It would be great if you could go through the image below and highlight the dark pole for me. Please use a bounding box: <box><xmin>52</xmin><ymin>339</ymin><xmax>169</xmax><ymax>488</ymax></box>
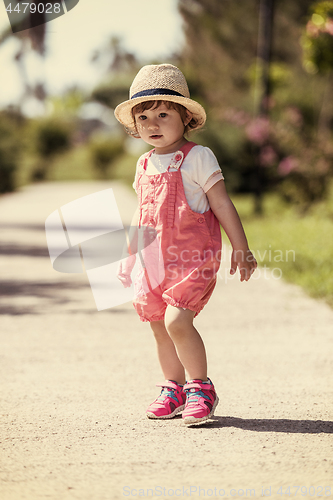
<box><xmin>257</xmin><ymin>0</ymin><xmax>275</xmax><ymax>116</ymax></box>
<box><xmin>254</xmin><ymin>0</ymin><xmax>275</xmax><ymax>214</ymax></box>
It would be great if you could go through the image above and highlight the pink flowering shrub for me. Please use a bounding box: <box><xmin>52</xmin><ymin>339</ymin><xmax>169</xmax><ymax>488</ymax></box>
<box><xmin>245</xmin><ymin>118</ymin><xmax>270</xmax><ymax>146</ymax></box>
<box><xmin>221</xmin><ymin>104</ymin><xmax>333</xmax><ymax>211</ymax></box>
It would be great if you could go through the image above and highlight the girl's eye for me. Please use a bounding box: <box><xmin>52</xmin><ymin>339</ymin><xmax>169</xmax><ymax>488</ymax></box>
<box><xmin>138</xmin><ymin>115</ymin><xmax>147</xmax><ymax>121</ymax></box>
<box><xmin>159</xmin><ymin>113</ymin><xmax>167</xmax><ymax>118</ymax></box>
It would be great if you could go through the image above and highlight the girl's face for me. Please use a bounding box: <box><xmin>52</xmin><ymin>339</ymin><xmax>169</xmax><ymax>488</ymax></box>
<box><xmin>133</xmin><ymin>102</ymin><xmax>192</xmax><ymax>154</ymax></box>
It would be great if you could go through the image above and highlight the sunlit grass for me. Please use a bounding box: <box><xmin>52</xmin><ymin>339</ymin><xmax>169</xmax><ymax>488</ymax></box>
<box><xmin>49</xmin><ymin>146</ymin><xmax>94</xmax><ymax>181</ymax></box>
<box><xmin>231</xmin><ymin>189</ymin><xmax>333</xmax><ymax>307</ymax></box>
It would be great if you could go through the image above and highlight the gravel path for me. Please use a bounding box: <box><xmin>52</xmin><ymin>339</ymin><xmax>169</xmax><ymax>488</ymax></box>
<box><xmin>0</xmin><ymin>181</ymin><xmax>332</xmax><ymax>500</ymax></box>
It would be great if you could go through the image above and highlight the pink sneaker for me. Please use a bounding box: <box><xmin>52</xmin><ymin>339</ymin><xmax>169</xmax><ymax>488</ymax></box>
<box><xmin>182</xmin><ymin>378</ymin><xmax>219</xmax><ymax>425</ymax></box>
<box><xmin>146</xmin><ymin>380</ymin><xmax>186</xmax><ymax>419</ymax></box>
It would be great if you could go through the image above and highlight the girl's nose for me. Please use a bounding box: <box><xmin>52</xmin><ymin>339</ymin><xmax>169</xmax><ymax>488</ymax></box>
<box><xmin>147</xmin><ymin>118</ymin><xmax>159</xmax><ymax>130</ymax></box>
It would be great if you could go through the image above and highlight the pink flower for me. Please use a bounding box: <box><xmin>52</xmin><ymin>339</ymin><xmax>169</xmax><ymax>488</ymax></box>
<box><xmin>223</xmin><ymin>108</ymin><xmax>249</xmax><ymax>126</ymax></box>
<box><xmin>324</xmin><ymin>19</ymin><xmax>333</xmax><ymax>35</ymax></box>
<box><xmin>174</xmin><ymin>153</ymin><xmax>182</xmax><ymax>162</ymax></box>
<box><xmin>245</xmin><ymin>118</ymin><xmax>270</xmax><ymax>145</ymax></box>
<box><xmin>259</xmin><ymin>145</ymin><xmax>277</xmax><ymax>167</ymax></box>
<box><xmin>306</xmin><ymin>20</ymin><xmax>320</xmax><ymax>38</ymax></box>
<box><xmin>284</xmin><ymin>106</ymin><xmax>303</xmax><ymax>128</ymax></box>
<box><xmin>278</xmin><ymin>156</ymin><xmax>299</xmax><ymax>176</ymax></box>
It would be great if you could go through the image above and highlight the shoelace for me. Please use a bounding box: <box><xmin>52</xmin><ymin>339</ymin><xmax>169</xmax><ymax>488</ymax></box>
<box><xmin>157</xmin><ymin>387</ymin><xmax>176</xmax><ymax>401</ymax></box>
<box><xmin>185</xmin><ymin>388</ymin><xmax>210</xmax><ymax>405</ymax></box>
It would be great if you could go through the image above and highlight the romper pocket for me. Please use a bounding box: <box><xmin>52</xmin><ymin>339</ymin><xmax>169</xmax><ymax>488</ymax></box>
<box><xmin>194</xmin><ymin>211</ymin><xmax>213</xmax><ymax>242</ymax></box>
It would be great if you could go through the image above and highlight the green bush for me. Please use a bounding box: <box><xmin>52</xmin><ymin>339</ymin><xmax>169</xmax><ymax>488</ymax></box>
<box><xmin>31</xmin><ymin>118</ymin><xmax>71</xmax><ymax>180</ymax></box>
<box><xmin>0</xmin><ymin>112</ymin><xmax>23</xmax><ymax>193</ymax></box>
<box><xmin>89</xmin><ymin>136</ymin><xmax>124</xmax><ymax>178</ymax></box>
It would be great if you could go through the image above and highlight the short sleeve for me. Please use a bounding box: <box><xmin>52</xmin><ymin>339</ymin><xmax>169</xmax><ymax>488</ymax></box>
<box><xmin>187</xmin><ymin>146</ymin><xmax>224</xmax><ymax>189</ymax></box>
<box><xmin>203</xmin><ymin>171</ymin><xmax>224</xmax><ymax>193</ymax></box>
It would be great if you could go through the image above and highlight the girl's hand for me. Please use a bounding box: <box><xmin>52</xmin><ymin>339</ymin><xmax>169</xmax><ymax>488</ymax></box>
<box><xmin>230</xmin><ymin>248</ymin><xmax>257</xmax><ymax>282</ymax></box>
<box><xmin>117</xmin><ymin>254</ymin><xmax>136</xmax><ymax>288</ymax></box>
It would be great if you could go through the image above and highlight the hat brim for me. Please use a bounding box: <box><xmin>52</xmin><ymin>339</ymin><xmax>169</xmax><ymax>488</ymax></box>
<box><xmin>114</xmin><ymin>94</ymin><xmax>206</xmax><ymax>134</ymax></box>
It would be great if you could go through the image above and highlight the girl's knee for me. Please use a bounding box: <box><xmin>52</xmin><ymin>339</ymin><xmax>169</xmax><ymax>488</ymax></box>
<box><xmin>164</xmin><ymin>306</ymin><xmax>194</xmax><ymax>338</ymax></box>
<box><xmin>150</xmin><ymin>320</ymin><xmax>169</xmax><ymax>341</ymax></box>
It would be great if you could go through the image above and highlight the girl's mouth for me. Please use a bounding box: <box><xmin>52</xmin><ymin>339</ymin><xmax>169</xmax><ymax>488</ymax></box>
<box><xmin>150</xmin><ymin>135</ymin><xmax>162</xmax><ymax>139</ymax></box>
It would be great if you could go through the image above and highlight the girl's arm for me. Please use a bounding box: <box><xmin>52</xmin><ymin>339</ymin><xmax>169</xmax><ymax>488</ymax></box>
<box><xmin>117</xmin><ymin>205</ymin><xmax>139</xmax><ymax>288</ymax></box>
<box><xmin>206</xmin><ymin>180</ymin><xmax>257</xmax><ymax>281</ymax></box>
<box><xmin>126</xmin><ymin>205</ymin><xmax>140</xmax><ymax>255</ymax></box>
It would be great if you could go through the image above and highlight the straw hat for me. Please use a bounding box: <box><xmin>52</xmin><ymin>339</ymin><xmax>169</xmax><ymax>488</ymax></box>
<box><xmin>114</xmin><ymin>64</ymin><xmax>206</xmax><ymax>134</ymax></box>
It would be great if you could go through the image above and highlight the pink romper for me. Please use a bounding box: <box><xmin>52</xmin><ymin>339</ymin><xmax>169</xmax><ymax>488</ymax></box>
<box><xmin>133</xmin><ymin>141</ymin><xmax>222</xmax><ymax>322</ymax></box>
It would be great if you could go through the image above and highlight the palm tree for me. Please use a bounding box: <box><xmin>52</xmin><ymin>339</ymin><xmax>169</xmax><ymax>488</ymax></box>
<box><xmin>0</xmin><ymin>0</ymin><xmax>80</xmax><ymax>107</ymax></box>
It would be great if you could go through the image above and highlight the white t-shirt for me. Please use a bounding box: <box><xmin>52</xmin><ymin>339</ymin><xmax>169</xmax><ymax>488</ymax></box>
<box><xmin>133</xmin><ymin>145</ymin><xmax>224</xmax><ymax>214</ymax></box>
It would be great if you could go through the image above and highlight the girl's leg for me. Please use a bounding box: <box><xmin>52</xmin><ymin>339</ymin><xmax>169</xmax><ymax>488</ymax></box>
<box><xmin>150</xmin><ymin>320</ymin><xmax>186</xmax><ymax>385</ymax></box>
<box><xmin>164</xmin><ymin>305</ymin><xmax>207</xmax><ymax>381</ymax></box>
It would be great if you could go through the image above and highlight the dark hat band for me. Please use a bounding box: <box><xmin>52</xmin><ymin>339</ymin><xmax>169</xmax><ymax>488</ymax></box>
<box><xmin>131</xmin><ymin>88</ymin><xmax>185</xmax><ymax>100</ymax></box>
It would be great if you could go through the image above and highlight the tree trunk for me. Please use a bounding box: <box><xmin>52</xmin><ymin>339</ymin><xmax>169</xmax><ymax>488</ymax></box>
<box><xmin>254</xmin><ymin>0</ymin><xmax>275</xmax><ymax>215</ymax></box>
<box><xmin>257</xmin><ymin>0</ymin><xmax>275</xmax><ymax>116</ymax></box>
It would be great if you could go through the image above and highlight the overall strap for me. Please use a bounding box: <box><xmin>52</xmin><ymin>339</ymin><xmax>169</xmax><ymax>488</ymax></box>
<box><xmin>136</xmin><ymin>149</ymin><xmax>155</xmax><ymax>174</ymax></box>
<box><xmin>143</xmin><ymin>148</ymin><xmax>155</xmax><ymax>170</ymax></box>
<box><xmin>179</xmin><ymin>141</ymin><xmax>197</xmax><ymax>160</ymax></box>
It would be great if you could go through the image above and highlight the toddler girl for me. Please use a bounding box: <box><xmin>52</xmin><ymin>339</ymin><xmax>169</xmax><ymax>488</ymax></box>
<box><xmin>114</xmin><ymin>64</ymin><xmax>257</xmax><ymax>425</ymax></box>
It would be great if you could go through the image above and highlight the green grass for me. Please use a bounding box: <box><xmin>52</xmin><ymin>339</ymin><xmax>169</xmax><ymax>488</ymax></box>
<box><xmin>49</xmin><ymin>146</ymin><xmax>95</xmax><ymax>181</ymax></box>
<box><xmin>231</xmin><ymin>190</ymin><xmax>333</xmax><ymax>308</ymax></box>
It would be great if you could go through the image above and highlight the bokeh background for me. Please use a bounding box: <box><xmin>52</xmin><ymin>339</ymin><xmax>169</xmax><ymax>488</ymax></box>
<box><xmin>1</xmin><ymin>0</ymin><xmax>333</xmax><ymax>307</ymax></box>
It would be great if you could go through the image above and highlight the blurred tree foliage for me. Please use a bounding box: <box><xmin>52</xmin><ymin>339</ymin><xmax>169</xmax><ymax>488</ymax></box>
<box><xmin>302</xmin><ymin>0</ymin><xmax>333</xmax><ymax>74</ymax></box>
<box><xmin>30</xmin><ymin>118</ymin><xmax>71</xmax><ymax>180</ymax></box>
<box><xmin>91</xmin><ymin>37</ymin><xmax>140</xmax><ymax>110</ymax></box>
<box><xmin>0</xmin><ymin>1</ymin><xmax>62</xmax><ymax>110</ymax></box>
<box><xmin>301</xmin><ymin>1</ymin><xmax>333</xmax><ymax>141</ymax></box>
<box><xmin>0</xmin><ymin>109</ymin><xmax>26</xmax><ymax>193</ymax></box>
<box><xmin>176</xmin><ymin>0</ymin><xmax>333</xmax><ymax>212</ymax></box>
<box><xmin>177</xmin><ymin>0</ymin><xmax>314</xmax><ymax>112</ymax></box>
<box><xmin>49</xmin><ymin>87</ymin><xmax>86</xmax><ymax>117</ymax></box>
<box><xmin>89</xmin><ymin>135</ymin><xmax>125</xmax><ymax>179</ymax></box>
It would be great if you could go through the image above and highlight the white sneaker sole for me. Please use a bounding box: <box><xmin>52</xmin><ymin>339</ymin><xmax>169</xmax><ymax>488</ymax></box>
<box><xmin>146</xmin><ymin>404</ymin><xmax>185</xmax><ymax>420</ymax></box>
<box><xmin>183</xmin><ymin>396</ymin><xmax>219</xmax><ymax>426</ymax></box>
